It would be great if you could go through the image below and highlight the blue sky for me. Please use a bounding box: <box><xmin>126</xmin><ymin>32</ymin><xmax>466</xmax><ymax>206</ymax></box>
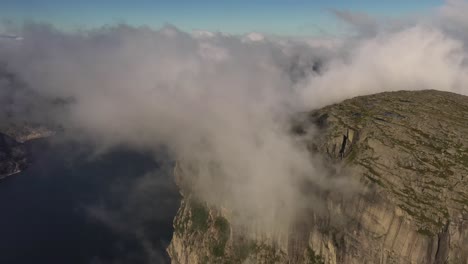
<box><xmin>1</xmin><ymin>0</ymin><xmax>443</xmax><ymax>35</ymax></box>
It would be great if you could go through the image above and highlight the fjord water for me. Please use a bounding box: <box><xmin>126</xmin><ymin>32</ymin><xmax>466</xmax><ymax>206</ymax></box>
<box><xmin>0</xmin><ymin>137</ymin><xmax>180</xmax><ymax>264</ymax></box>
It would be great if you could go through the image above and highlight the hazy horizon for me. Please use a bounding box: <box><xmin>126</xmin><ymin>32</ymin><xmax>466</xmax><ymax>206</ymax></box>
<box><xmin>1</xmin><ymin>0</ymin><xmax>441</xmax><ymax>36</ymax></box>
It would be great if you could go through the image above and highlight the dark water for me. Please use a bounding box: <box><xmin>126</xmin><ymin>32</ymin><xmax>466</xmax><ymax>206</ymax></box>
<box><xmin>0</xmin><ymin>138</ymin><xmax>180</xmax><ymax>264</ymax></box>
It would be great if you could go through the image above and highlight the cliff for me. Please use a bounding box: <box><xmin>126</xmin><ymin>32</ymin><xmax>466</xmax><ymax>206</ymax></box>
<box><xmin>0</xmin><ymin>125</ymin><xmax>53</xmax><ymax>179</ymax></box>
<box><xmin>0</xmin><ymin>132</ymin><xmax>28</xmax><ymax>179</ymax></box>
<box><xmin>0</xmin><ymin>66</ymin><xmax>55</xmax><ymax>179</ymax></box>
<box><xmin>167</xmin><ymin>90</ymin><xmax>468</xmax><ymax>264</ymax></box>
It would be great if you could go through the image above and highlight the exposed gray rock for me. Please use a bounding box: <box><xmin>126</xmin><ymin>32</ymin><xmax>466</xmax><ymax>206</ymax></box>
<box><xmin>168</xmin><ymin>90</ymin><xmax>468</xmax><ymax>264</ymax></box>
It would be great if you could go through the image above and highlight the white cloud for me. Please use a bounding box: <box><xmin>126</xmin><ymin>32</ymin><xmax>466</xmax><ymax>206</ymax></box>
<box><xmin>192</xmin><ymin>30</ymin><xmax>216</xmax><ymax>39</ymax></box>
<box><xmin>301</xmin><ymin>25</ymin><xmax>468</xmax><ymax>108</ymax></box>
<box><xmin>242</xmin><ymin>32</ymin><xmax>265</xmax><ymax>42</ymax></box>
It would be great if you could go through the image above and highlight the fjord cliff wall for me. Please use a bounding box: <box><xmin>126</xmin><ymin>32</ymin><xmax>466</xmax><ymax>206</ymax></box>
<box><xmin>168</xmin><ymin>90</ymin><xmax>468</xmax><ymax>264</ymax></box>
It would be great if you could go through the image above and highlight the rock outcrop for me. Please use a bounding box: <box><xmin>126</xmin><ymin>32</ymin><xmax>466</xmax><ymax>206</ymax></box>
<box><xmin>0</xmin><ymin>124</ymin><xmax>53</xmax><ymax>179</ymax></box>
<box><xmin>0</xmin><ymin>132</ymin><xmax>28</xmax><ymax>179</ymax></box>
<box><xmin>0</xmin><ymin>65</ymin><xmax>55</xmax><ymax>179</ymax></box>
<box><xmin>0</xmin><ymin>123</ymin><xmax>54</xmax><ymax>143</ymax></box>
<box><xmin>168</xmin><ymin>90</ymin><xmax>468</xmax><ymax>264</ymax></box>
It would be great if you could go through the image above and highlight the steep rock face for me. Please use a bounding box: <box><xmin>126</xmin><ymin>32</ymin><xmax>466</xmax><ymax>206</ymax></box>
<box><xmin>0</xmin><ymin>132</ymin><xmax>28</xmax><ymax>179</ymax></box>
<box><xmin>167</xmin><ymin>163</ymin><xmax>291</xmax><ymax>264</ymax></box>
<box><xmin>0</xmin><ymin>125</ymin><xmax>53</xmax><ymax>179</ymax></box>
<box><xmin>168</xmin><ymin>90</ymin><xmax>468</xmax><ymax>264</ymax></box>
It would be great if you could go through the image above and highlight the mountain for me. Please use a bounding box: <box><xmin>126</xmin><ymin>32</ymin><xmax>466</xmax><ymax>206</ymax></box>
<box><xmin>167</xmin><ymin>90</ymin><xmax>468</xmax><ymax>264</ymax></box>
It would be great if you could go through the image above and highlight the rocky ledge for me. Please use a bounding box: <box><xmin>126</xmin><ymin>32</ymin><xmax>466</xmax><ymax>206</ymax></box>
<box><xmin>167</xmin><ymin>90</ymin><xmax>468</xmax><ymax>264</ymax></box>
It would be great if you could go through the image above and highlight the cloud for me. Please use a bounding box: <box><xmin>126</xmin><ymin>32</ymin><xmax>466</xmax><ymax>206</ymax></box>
<box><xmin>242</xmin><ymin>32</ymin><xmax>265</xmax><ymax>42</ymax></box>
<box><xmin>300</xmin><ymin>25</ymin><xmax>468</xmax><ymax>108</ymax></box>
<box><xmin>439</xmin><ymin>0</ymin><xmax>468</xmax><ymax>29</ymax></box>
<box><xmin>332</xmin><ymin>9</ymin><xmax>379</xmax><ymax>36</ymax></box>
<box><xmin>0</xmin><ymin>34</ymin><xmax>23</xmax><ymax>41</ymax></box>
<box><xmin>0</xmin><ymin>23</ymin><xmax>334</xmax><ymax>240</ymax></box>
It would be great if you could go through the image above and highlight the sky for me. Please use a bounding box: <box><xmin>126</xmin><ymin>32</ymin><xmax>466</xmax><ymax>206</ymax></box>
<box><xmin>1</xmin><ymin>0</ymin><xmax>443</xmax><ymax>35</ymax></box>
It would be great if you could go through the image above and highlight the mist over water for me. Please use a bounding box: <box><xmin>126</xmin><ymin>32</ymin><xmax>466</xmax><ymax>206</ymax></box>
<box><xmin>0</xmin><ymin>137</ymin><xmax>179</xmax><ymax>264</ymax></box>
